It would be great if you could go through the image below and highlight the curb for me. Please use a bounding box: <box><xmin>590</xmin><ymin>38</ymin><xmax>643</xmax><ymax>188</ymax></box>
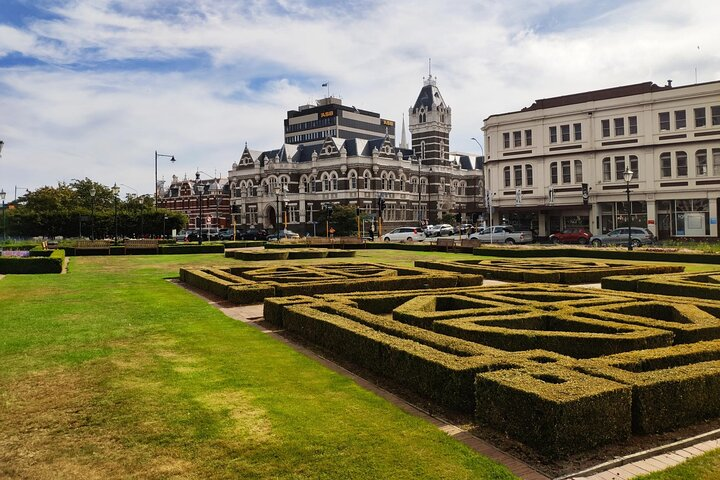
<box><xmin>556</xmin><ymin>427</ymin><xmax>720</xmax><ymax>479</ymax></box>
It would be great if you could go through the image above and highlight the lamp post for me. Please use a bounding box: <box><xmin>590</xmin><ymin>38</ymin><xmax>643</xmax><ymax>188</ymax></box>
<box><xmin>112</xmin><ymin>183</ymin><xmax>120</xmax><ymax>245</ymax></box>
<box><xmin>0</xmin><ymin>188</ymin><xmax>6</xmax><ymax>243</ymax></box>
<box><xmin>163</xmin><ymin>214</ymin><xmax>168</xmax><ymax>239</ymax></box>
<box><xmin>209</xmin><ymin>180</ymin><xmax>221</xmax><ymax>229</ymax></box>
<box><xmin>471</xmin><ymin>137</ymin><xmax>485</xmax><ymax>227</ymax></box>
<box><xmin>154</xmin><ymin>150</ymin><xmax>176</xmax><ymax>209</ymax></box>
<box><xmin>195</xmin><ymin>171</ymin><xmax>204</xmax><ymax>245</ymax></box>
<box><xmin>623</xmin><ymin>166</ymin><xmax>634</xmax><ymax>251</ymax></box>
<box><xmin>274</xmin><ymin>185</ymin><xmax>281</xmax><ymax>234</ymax></box>
<box><xmin>416</xmin><ymin>156</ymin><xmax>422</xmax><ymax>226</ymax></box>
<box><xmin>90</xmin><ymin>187</ymin><xmax>96</xmax><ymax>240</ymax></box>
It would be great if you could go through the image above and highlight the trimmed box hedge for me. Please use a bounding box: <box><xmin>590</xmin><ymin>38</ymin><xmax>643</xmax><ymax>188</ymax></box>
<box><xmin>472</xmin><ymin>245</ymin><xmax>720</xmax><ymax>264</ymax></box>
<box><xmin>259</xmin><ymin>283</ymin><xmax>720</xmax><ymax>458</ymax></box>
<box><xmin>475</xmin><ymin>364</ymin><xmax>631</xmax><ymax>458</ymax></box>
<box><xmin>415</xmin><ymin>259</ymin><xmax>683</xmax><ymax>284</ymax></box>
<box><xmin>160</xmin><ymin>244</ymin><xmax>225</xmax><ymax>254</ymax></box>
<box><xmin>602</xmin><ymin>270</ymin><xmax>720</xmax><ymax>301</ymax></box>
<box><xmin>0</xmin><ymin>248</ymin><xmax>65</xmax><ymax>274</ymax></box>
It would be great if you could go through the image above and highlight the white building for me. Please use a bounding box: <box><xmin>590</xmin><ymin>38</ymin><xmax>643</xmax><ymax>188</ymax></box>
<box><xmin>483</xmin><ymin>80</ymin><xmax>720</xmax><ymax>240</ymax></box>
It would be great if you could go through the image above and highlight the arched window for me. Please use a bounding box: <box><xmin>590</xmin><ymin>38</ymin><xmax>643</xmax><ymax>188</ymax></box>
<box><xmin>321</xmin><ymin>173</ymin><xmax>330</xmax><ymax>192</ymax></box>
<box><xmin>420</xmin><ymin>177</ymin><xmax>427</xmax><ymax>194</ymax></box>
<box><xmin>349</xmin><ymin>171</ymin><xmax>357</xmax><ymax>190</ymax></box>
<box><xmin>399</xmin><ymin>175</ymin><xmax>406</xmax><ymax>192</ymax></box>
<box><xmin>549</xmin><ymin>162</ymin><xmax>558</xmax><ymax>184</ymax></box>
<box><xmin>388</xmin><ymin>173</ymin><xmax>395</xmax><ymax>191</ymax></box>
<box><xmin>363</xmin><ymin>170</ymin><xmax>372</xmax><ymax>189</ymax></box>
<box><xmin>330</xmin><ymin>172</ymin><xmax>338</xmax><ymax>191</ymax></box>
<box><xmin>380</xmin><ymin>172</ymin><xmax>388</xmax><ymax>191</ymax></box>
<box><xmin>411</xmin><ymin>177</ymin><xmax>418</xmax><ymax>193</ymax></box>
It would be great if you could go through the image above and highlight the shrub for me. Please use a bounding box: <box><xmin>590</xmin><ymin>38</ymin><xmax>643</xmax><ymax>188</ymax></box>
<box><xmin>0</xmin><ymin>249</ymin><xmax>65</xmax><ymax>274</ymax></box>
<box><xmin>160</xmin><ymin>244</ymin><xmax>225</xmax><ymax>254</ymax></box>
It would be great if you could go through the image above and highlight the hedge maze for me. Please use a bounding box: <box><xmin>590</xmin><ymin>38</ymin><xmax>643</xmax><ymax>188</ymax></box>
<box><xmin>415</xmin><ymin>258</ymin><xmax>684</xmax><ymax>284</ymax></box>
<box><xmin>179</xmin><ymin>262</ymin><xmax>484</xmax><ymax>304</ymax></box>
<box><xmin>603</xmin><ymin>270</ymin><xmax>720</xmax><ymax>300</ymax></box>
<box><xmin>264</xmin><ymin>284</ymin><xmax>720</xmax><ymax>457</ymax></box>
<box><xmin>225</xmin><ymin>248</ymin><xmax>356</xmax><ymax>261</ymax></box>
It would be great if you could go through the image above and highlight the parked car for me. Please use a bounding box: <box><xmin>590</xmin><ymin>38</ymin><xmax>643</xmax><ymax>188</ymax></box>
<box><xmin>218</xmin><ymin>228</ymin><xmax>242</xmax><ymax>240</ymax></box>
<box><xmin>469</xmin><ymin>225</ymin><xmax>533</xmax><ymax>244</ymax></box>
<box><xmin>382</xmin><ymin>227</ymin><xmax>426</xmax><ymax>242</ymax></box>
<box><xmin>175</xmin><ymin>230</ymin><xmax>192</xmax><ymax>241</ymax></box>
<box><xmin>185</xmin><ymin>230</ymin><xmax>209</xmax><ymax>242</ymax></box>
<box><xmin>590</xmin><ymin>228</ymin><xmax>655</xmax><ymax>248</ymax></box>
<box><xmin>267</xmin><ymin>229</ymin><xmax>301</xmax><ymax>241</ymax></box>
<box><xmin>549</xmin><ymin>227</ymin><xmax>592</xmax><ymax>245</ymax></box>
<box><xmin>239</xmin><ymin>228</ymin><xmax>268</xmax><ymax>241</ymax></box>
<box><xmin>425</xmin><ymin>224</ymin><xmax>454</xmax><ymax>237</ymax></box>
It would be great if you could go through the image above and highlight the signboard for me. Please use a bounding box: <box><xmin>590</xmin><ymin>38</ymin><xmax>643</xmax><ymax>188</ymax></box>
<box><xmin>382</xmin><ymin>119</ymin><xmax>395</xmax><ymax>127</ymax></box>
<box><xmin>320</xmin><ymin>111</ymin><xmax>334</xmax><ymax>118</ymax></box>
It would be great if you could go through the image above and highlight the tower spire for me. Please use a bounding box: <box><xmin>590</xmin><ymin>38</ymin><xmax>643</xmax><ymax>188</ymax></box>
<box><xmin>400</xmin><ymin>113</ymin><xmax>408</xmax><ymax>149</ymax></box>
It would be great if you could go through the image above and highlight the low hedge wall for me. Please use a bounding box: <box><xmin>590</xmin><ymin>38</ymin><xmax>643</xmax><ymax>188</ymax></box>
<box><xmin>575</xmin><ymin>340</ymin><xmax>720</xmax><ymax>433</ymax></box>
<box><xmin>472</xmin><ymin>246</ymin><xmax>720</xmax><ymax>264</ymax></box>
<box><xmin>160</xmin><ymin>244</ymin><xmax>225</xmax><ymax>254</ymax></box>
<box><xmin>415</xmin><ymin>259</ymin><xmax>684</xmax><ymax>284</ymax></box>
<box><xmin>0</xmin><ymin>249</ymin><xmax>65</xmax><ymax>274</ymax></box>
<box><xmin>475</xmin><ymin>364</ymin><xmax>631</xmax><ymax>458</ymax></box>
<box><xmin>602</xmin><ymin>271</ymin><xmax>720</xmax><ymax>301</ymax></box>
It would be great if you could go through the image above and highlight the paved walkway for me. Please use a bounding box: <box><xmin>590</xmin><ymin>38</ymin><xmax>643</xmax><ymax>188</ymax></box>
<box><xmin>180</xmin><ymin>282</ymin><xmax>720</xmax><ymax>480</ymax></box>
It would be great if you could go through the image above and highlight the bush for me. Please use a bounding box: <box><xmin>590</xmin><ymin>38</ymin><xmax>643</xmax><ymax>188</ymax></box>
<box><xmin>475</xmin><ymin>365</ymin><xmax>631</xmax><ymax>458</ymax></box>
<box><xmin>0</xmin><ymin>249</ymin><xmax>65</xmax><ymax>274</ymax></box>
<box><xmin>160</xmin><ymin>244</ymin><xmax>225</xmax><ymax>254</ymax></box>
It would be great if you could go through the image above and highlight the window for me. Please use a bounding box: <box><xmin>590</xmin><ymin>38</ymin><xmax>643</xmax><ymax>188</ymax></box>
<box><xmin>513</xmin><ymin>165</ymin><xmax>522</xmax><ymax>187</ymax></box>
<box><xmin>574</xmin><ymin>160</ymin><xmax>583</xmax><ymax>182</ymax></box>
<box><xmin>695</xmin><ymin>107</ymin><xmax>706</xmax><ymax>127</ymax></box>
<box><xmin>676</xmin><ymin>151</ymin><xmax>688</xmax><ymax>177</ymax></box>
<box><xmin>696</xmin><ymin>149</ymin><xmax>708</xmax><ymax>176</ymax></box>
<box><xmin>602</xmin><ymin>157</ymin><xmax>611</xmax><ymax>181</ymax></box>
<box><xmin>525</xmin><ymin>164</ymin><xmax>533</xmax><ymax>186</ymax></box>
<box><xmin>561</xmin><ymin>124</ymin><xmax>570</xmax><ymax>142</ymax></box>
<box><xmin>629</xmin><ymin>116</ymin><xmax>638</xmax><ymax>135</ymax></box>
<box><xmin>503</xmin><ymin>132</ymin><xmax>510</xmax><ymax>149</ymax></box>
<box><xmin>614</xmin><ymin>118</ymin><xmax>625</xmax><ymax>136</ymax></box>
<box><xmin>615</xmin><ymin>157</ymin><xmax>626</xmax><ymax>181</ymax></box>
<box><xmin>660</xmin><ymin>152</ymin><xmax>672</xmax><ymax>178</ymax></box>
<box><xmin>513</xmin><ymin>131</ymin><xmax>521</xmax><ymax>147</ymax></box>
<box><xmin>713</xmin><ymin>148</ymin><xmax>720</xmax><ymax>176</ymax></box>
<box><xmin>675</xmin><ymin>110</ymin><xmax>686</xmax><ymax>129</ymax></box>
<box><xmin>288</xmin><ymin>205</ymin><xmax>299</xmax><ymax>223</ymax></box>
<box><xmin>630</xmin><ymin>155</ymin><xmax>639</xmax><ymax>179</ymax></box>
<box><xmin>550</xmin><ymin>162</ymin><xmax>558</xmax><ymax>184</ymax></box>
<box><xmin>525</xmin><ymin>129</ymin><xmax>532</xmax><ymax>146</ymax></box>
<box><xmin>712</xmin><ymin>106</ymin><xmax>720</xmax><ymax>126</ymax></box>
<box><xmin>411</xmin><ymin>177</ymin><xmax>418</xmax><ymax>193</ymax></box>
<box><xmin>602</xmin><ymin>119</ymin><xmax>610</xmax><ymax>137</ymax></box>
<box><xmin>561</xmin><ymin>161</ymin><xmax>571</xmax><ymax>183</ymax></box>
<box><xmin>659</xmin><ymin>112</ymin><xmax>670</xmax><ymax>131</ymax></box>
<box><xmin>349</xmin><ymin>172</ymin><xmax>357</xmax><ymax>189</ymax></box>
<box><xmin>573</xmin><ymin>123</ymin><xmax>582</xmax><ymax>141</ymax></box>
<box><xmin>503</xmin><ymin>166</ymin><xmax>511</xmax><ymax>187</ymax></box>
<box><xmin>549</xmin><ymin>126</ymin><xmax>557</xmax><ymax>143</ymax></box>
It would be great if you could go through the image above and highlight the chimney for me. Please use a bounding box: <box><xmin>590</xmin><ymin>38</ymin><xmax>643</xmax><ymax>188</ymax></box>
<box><xmin>666</xmin><ymin>79</ymin><xmax>673</xmax><ymax>87</ymax></box>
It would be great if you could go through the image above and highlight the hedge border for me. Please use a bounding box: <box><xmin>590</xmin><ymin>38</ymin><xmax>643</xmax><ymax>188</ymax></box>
<box><xmin>0</xmin><ymin>248</ymin><xmax>65</xmax><ymax>274</ymax></box>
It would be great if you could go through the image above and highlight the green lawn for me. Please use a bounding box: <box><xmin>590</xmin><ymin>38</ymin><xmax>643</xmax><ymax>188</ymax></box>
<box><xmin>0</xmin><ymin>252</ymin><xmax>517</xmax><ymax>479</ymax></box>
<box><xmin>632</xmin><ymin>448</ymin><xmax>720</xmax><ymax>479</ymax></box>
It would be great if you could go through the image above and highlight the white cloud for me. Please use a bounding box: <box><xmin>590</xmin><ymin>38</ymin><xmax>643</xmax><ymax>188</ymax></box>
<box><xmin>1</xmin><ymin>0</ymin><xmax>720</xmax><ymax>196</ymax></box>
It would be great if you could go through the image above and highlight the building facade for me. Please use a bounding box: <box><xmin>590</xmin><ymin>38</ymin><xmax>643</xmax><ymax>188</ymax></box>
<box><xmin>158</xmin><ymin>175</ymin><xmax>231</xmax><ymax>230</ymax></box>
<box><xmin>227</xmin><ymin>77</ymin><xmax>484</xmax><ymax>236</ymax></box>
<box><xmin>482</xmin><ymin>80</ymin><xmax>720</xmax><ymax>239</ymax></box>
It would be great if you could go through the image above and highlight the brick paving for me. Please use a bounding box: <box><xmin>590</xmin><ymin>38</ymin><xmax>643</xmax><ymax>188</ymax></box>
<box><xmin>179</xmin><ymin>282</ymin><xmax>720</xmax><ymax>480</ymax></box>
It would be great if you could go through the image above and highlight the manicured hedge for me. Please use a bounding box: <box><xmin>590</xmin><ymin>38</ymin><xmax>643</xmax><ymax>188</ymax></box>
<box><xmin>475</xmin><ymin>364</ymin><xmax>631</xmax><ymax>458</ymax></box>
<box><xmin>415</xmin><ymin>259</ymin><xmax>684</xmax><ymax>284</ymax></box>
<box><xmin>160</xmin><ymin>244</ymin><xmax>225</xmax><ymax>254</ymax></box>
<box><xmin>0</xmin><ymin>249</ymin><xmax>65</xmax><ymax>274</ymax></box>
<box><xmin>472</xmin><ymin>246</ymin><xmax>720</xmax><ymax>264</ymax></box>
<box><xmin>602</xmin><ymin>271</ymin><xmax>720</xmax><ymax>301</ymax></box>
<box><xmin>233</xmin><ymin>250</ymin><xmax>290</xmax><ymax>261</ymax></box>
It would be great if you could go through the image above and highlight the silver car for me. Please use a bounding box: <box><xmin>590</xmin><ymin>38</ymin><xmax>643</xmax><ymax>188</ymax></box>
<box><xmin>382</xmin><ymin>227</ymin><xmax>426</xmax><ymax>242</ymax></box>
<box><xmin>590</xmin><ymin>227</ymin><xmax>655</xmax><ymax>248</ymax></box>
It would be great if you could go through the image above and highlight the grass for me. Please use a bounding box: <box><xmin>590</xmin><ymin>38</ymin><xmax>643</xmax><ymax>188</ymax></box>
<box><xmin>632</xmin><ymin>448</ymin><xmax>720</xmax><ymax>479</ymax></box>
<box><xmin>0</xmin><ymin>251</ymin><xmax>517</xmax><ymax>479</ymax></box>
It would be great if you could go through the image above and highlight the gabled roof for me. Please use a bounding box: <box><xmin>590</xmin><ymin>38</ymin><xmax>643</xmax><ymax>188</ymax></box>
<box><xmin>413</xmin><ymin>81</ymin><xmax>447</xmax><ymax>110</ymax></box>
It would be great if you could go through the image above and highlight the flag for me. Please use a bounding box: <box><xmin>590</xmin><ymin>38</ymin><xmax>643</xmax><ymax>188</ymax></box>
<box><xmin>321</xmin><ymin>82</ymin><xmax>328</xmax><ymax>87</ymax></box>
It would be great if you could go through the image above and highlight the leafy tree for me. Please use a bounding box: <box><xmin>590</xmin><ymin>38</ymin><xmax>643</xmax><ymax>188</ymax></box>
<box><xmin>318</xmin><ymin>204</ymin><xmax>360</xmax><ymax>236</ymax></box>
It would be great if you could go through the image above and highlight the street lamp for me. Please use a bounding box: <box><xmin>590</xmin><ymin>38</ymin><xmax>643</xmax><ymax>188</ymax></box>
<box><xmin>471</xmin><ymin>137</ymin><xmax>485</xmax><ymax>226</ymax></box>
<box><xmin>112</xmin><ymin>183</ymin><xmax>120</xmax><ymax>245</ymax></box>
<box><xmin>90</xmin><ymin>187</ymin><xmax>96</xmax><ymax>240</ymax></box>
<box><xmin>155</xmin><ymin>150</ymin><xmax>176</xmax><ymax>209</ymax></box>
<box><xmin>163</xmin><ymin>214</ymin><xmax>168</xmax><ymax>239</ymax></box>
<box><xmin>273</xmin><ymin>185</ymin><xmax>281</xmax><ymax>234</ymax></box>
<box><xmin>195</xmin><ymin>171</ymin><xmax>204</xmax><ymax>245</ymax></box>
<box><xmin>209</xmin><ymin>180</ymin><xmax>221</xmax><ymax>229</ymax></box>
<box><xmin>0</xmin><ymin>188</ymin><xmax>6</xmax><ymax>243</ymax></box>
<box><xmin>623</xmin><ymin>166</ymin><xmax>634</xmax><ymax>251</ymax></box>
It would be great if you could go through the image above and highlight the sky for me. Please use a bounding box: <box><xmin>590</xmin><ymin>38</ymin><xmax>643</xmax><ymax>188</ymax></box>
<box><xmin>1</xmin><ymin>0</ymin><xmax>719</xmax><ymax>200</ymax></box>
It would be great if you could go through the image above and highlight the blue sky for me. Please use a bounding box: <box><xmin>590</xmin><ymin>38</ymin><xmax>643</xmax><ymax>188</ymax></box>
<box><xmin>0</xmin><ymin>0</ymin><xmax>718</xmax><ymax>199</ymax></box>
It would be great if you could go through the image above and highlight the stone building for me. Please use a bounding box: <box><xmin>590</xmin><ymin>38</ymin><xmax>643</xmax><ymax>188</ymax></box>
<box><xmin>226</xmin><ymin>76</ymin><xmax>484</xmax><ymax>236</ymax></box>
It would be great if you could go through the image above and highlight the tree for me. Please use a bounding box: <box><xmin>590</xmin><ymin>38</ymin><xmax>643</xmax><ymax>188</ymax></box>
<box><xmin>318</xmin><ymin>204</ymin><xmax>358</xmax><ymax>236</ymax></box>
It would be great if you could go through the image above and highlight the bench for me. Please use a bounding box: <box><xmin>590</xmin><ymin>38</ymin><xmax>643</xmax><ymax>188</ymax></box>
<box><xmin>75</xmin><ymin>240</ymin><xmax>112</xmax><ymax>255</ymax></box>
<box><xmin>436</xmin><ymin>238</ymin><xmax>456</xmax><ymax>252</ymax></box>
<box><xmin>460</xmin><ymin>238</ymin><xmax>481</xmax><ymax>248</ymax></box>
<box><xmin>124</xmin><ymin>239</ymin><xmax>159</xmax><ymax>254</ymax></box>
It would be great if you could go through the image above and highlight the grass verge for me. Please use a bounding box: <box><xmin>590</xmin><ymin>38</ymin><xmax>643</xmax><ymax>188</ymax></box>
<box><xmin>632</xmin><ymin>447</ymin><xmax>720</xmax><ymax>479</ymax></box>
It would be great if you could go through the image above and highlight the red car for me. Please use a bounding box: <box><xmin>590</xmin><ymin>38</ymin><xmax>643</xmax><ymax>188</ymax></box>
<box><xmin>549</xmin><ymin>227</ymin><xmax>591</xmax><ymax>245</ymax></box>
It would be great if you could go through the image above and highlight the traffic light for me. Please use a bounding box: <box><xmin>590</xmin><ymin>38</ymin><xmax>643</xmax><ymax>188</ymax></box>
<box><xmin>378</xmin><ymin>197</ymin><xmax>386</xmax><ymax>212</ymax></box>
<box><xmin>356</xmin><ymin>207</ymin><xmax>360</xmax><ymax>216</ymax></box>
<box><xmin>327</xmin><ymin>204</ymin><xmax>333</xmax><ymax>217</ymax></box>
<box><xmin>455</xmin><ymin>213</ymin><xmax>462</xmax><ymax>222</ymax></box>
